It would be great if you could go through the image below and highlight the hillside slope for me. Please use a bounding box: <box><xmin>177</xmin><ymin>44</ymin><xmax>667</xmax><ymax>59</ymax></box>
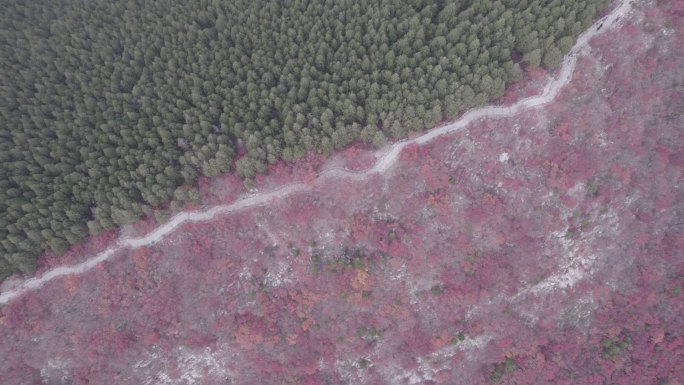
<box><xmin>1</xmin><ymin>0</ymin><xmax>682</xmax><ymax>384</ymax></box>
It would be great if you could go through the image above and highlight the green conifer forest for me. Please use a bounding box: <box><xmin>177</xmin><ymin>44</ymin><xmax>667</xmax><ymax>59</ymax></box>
<box><xmin>0</xmin><ymin>0</ymin><xmax>611</xmax><ymax>279</ymax></box>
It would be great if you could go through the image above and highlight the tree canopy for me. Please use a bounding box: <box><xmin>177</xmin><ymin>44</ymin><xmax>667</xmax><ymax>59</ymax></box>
<box><xmin>0</xmin><ymin>0</ymin><xmax>610</xmax><ymax>279</ymax></box>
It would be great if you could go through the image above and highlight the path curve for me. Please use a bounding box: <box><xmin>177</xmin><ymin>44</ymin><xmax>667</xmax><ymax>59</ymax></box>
<box><xmin>0</xmin><ymin>0</ymin><xmax>634</xmax><ymax>306</ymax></box>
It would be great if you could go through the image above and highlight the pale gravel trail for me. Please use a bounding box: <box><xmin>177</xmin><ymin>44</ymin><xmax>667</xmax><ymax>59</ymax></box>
<box><xmin>0</xmin><ymin>0</ymin><xmax>634</xmax><ymax>306</ymax></box>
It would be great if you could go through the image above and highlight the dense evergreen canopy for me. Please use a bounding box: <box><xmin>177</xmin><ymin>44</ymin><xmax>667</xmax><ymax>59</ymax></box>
<box><xmin>0</xmin><ymin>0</ymin><xmax>610</xmax><ymax>279</ymax></box>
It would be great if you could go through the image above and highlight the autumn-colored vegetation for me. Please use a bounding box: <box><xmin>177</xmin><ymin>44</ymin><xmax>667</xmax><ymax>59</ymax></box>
<box><xmin>1</xmin><ymin>1</ymin><xmax>682</xmax><ymax>384</ymax></box>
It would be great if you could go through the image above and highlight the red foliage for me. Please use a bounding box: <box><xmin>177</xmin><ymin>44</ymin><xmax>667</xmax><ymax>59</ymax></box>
<box><xmin>1</xmin><ymin>5</ymin><xmax>683</xmax><ymax>384</ymax></box>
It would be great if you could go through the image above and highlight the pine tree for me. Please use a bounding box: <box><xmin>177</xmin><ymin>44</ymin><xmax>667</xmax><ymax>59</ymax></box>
<box><xmin>0</xmin><ymin>0</ymin><xmax>613</xmax><ymax>279</ymax></box>
<box><xmin>542</xmin><ymin>46</ymin><xmax>563</xmax><ymax>68</ymax></box>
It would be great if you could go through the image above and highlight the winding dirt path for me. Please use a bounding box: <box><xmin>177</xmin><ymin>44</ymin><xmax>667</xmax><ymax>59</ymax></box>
<box><xmin>0</xmin><ymin>0</ymin><xmax>634</xmax><ymax>306</ymax></box>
